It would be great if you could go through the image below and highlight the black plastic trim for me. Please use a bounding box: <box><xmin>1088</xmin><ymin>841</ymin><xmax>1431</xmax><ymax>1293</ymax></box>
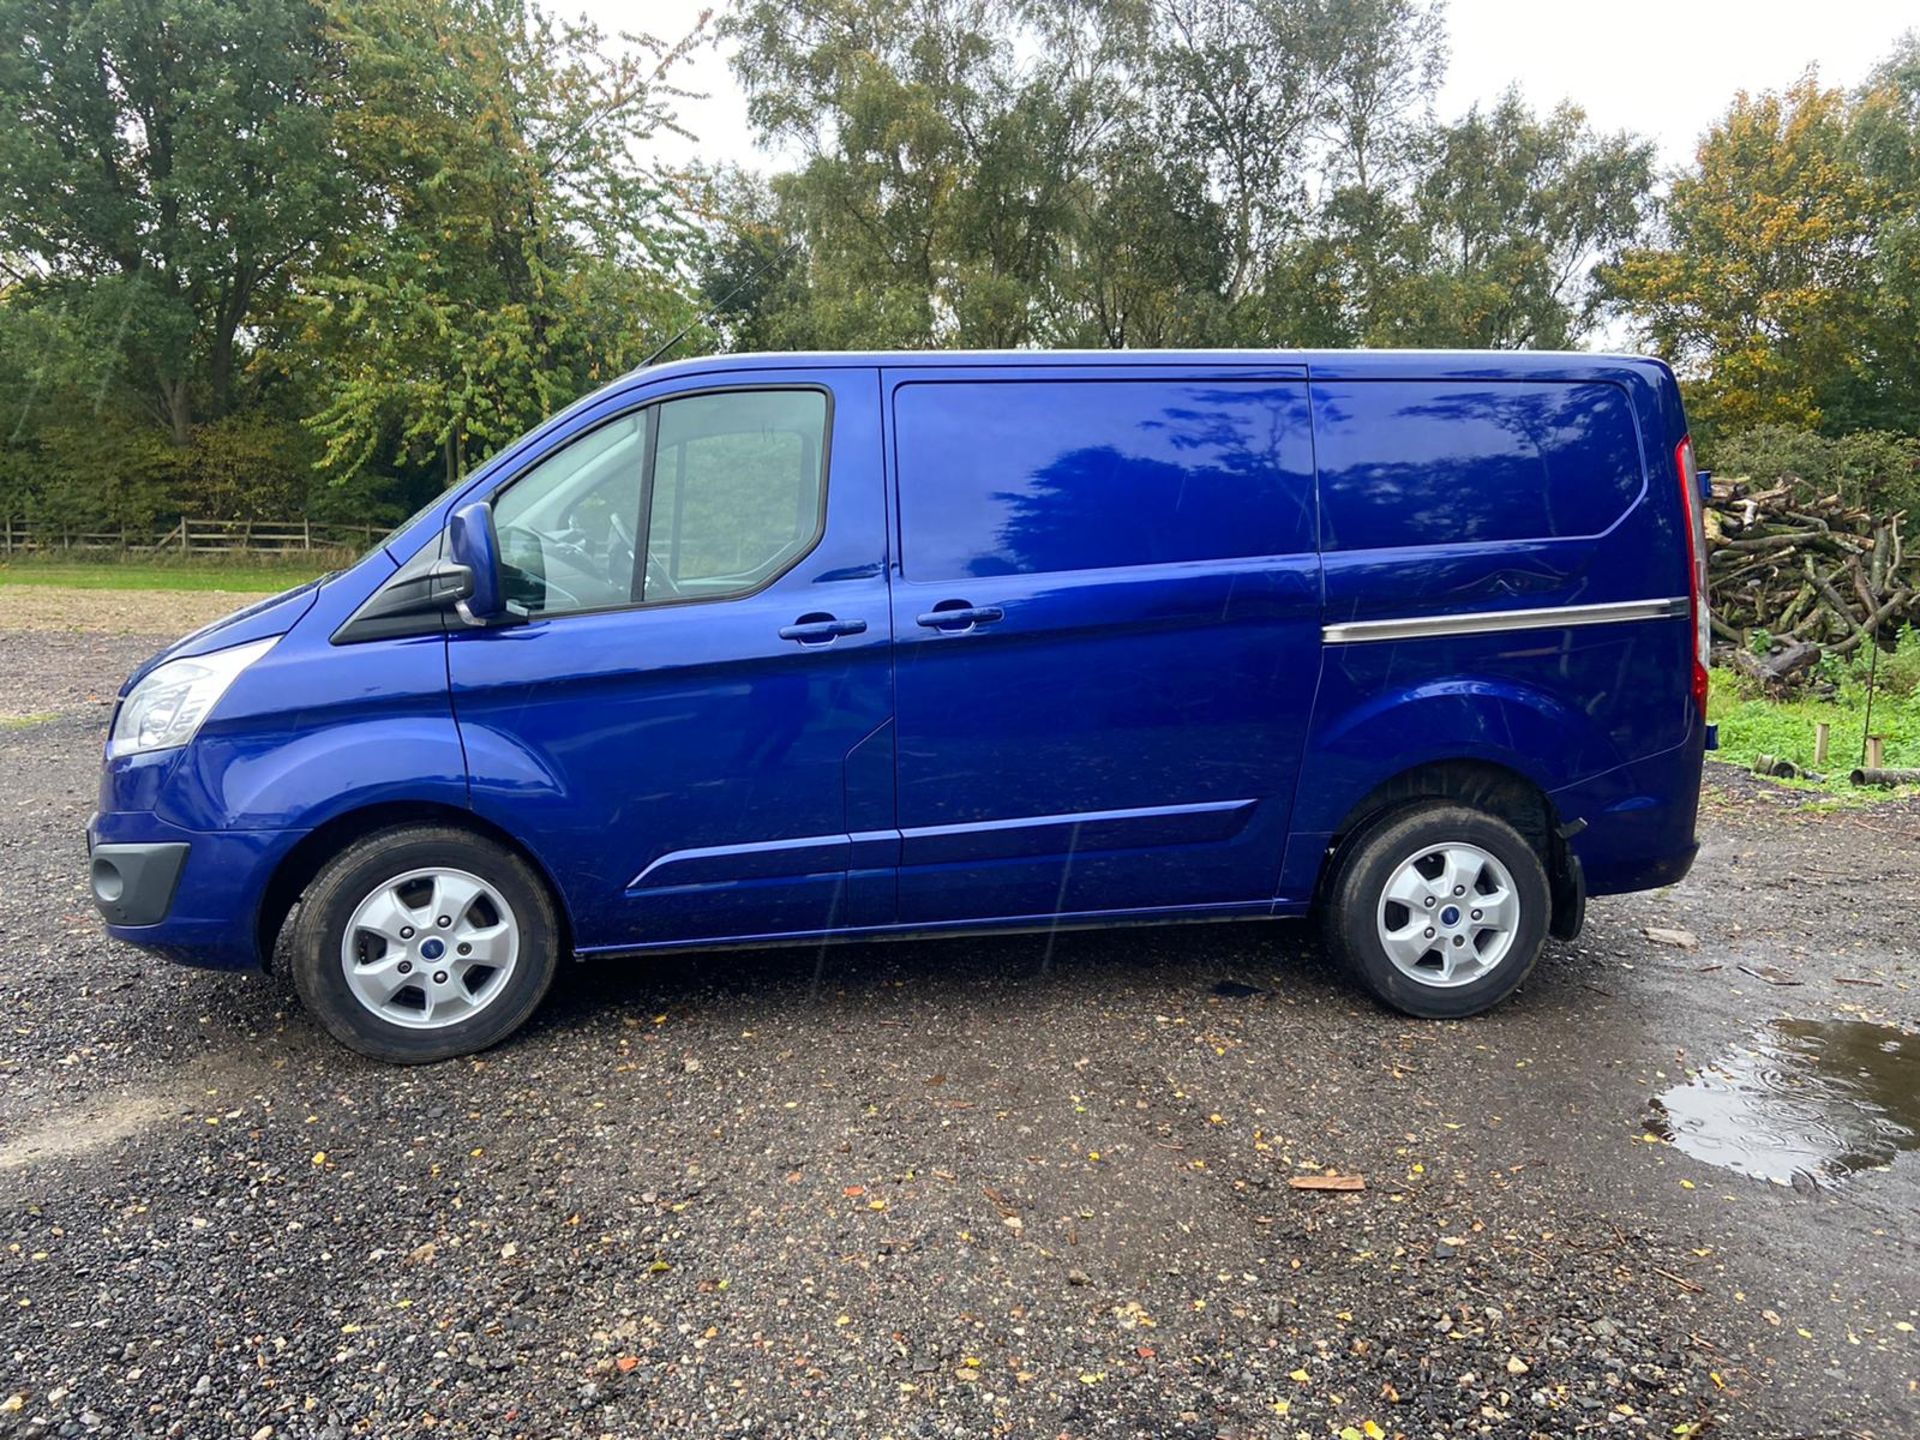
<box><xmin>332</xmin><ymin>531</ymin><xmax>460</xmax><ymax>644</ymax></box>
<box><xmin>91</xmin><ymin>842</ymin><xmax>190</xmax><ymax>927</ymax></box>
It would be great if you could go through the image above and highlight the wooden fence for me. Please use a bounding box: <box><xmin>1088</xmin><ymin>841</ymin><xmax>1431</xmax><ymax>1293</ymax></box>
<box><xmin>1</xmin><ymin>517</ymin><xmax>383</xmax><ymax>557</ymax></box>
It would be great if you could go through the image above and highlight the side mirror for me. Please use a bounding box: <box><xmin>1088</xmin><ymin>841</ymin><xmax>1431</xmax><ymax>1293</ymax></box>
<box><xmin>449</xmin><ymin>501</ymin><xmax>508</xmax><ymax>623</ymax></box>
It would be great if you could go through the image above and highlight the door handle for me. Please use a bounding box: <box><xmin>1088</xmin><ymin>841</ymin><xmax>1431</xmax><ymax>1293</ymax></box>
<box><xmin>779</xmin><ymin>613</ymin><xmax>868</xmax><ymax>644</ymax></box>
<box><xmin>916</xmin><ymin>603</ymin><xmax>1005</xmax><ymax>632</ymax></box>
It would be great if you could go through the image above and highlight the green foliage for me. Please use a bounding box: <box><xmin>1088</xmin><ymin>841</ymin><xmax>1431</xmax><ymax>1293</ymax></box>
<box><xmin>1708</xmin><ymin>667</ymin><xmax>1919</xmax><ymax>791</ymax></box>
<box><xmin>0</xmin><ymin>0</ymin><xmax>704</xmax><ymax>530</ymax></box>
<box><xmin>1873</xmin><ymin>623</ymin><xmax>1920</xmax><ymax>698</ymax></box>
<box><xmin>1707</xmin><ymin>425</ymin><xmax>1920</xmax><ymax>514</ymax></box>
<box><xmin>716</xmin><ymin>0</ymin><xmax>1654</xmax><ymax>355</ymax></box>
<box><xmin>0</xmin><ymin>0</ymin><xmax>1914</xmax><ymax>548</ymax></box>
<box><xmin>0</xmin><ymin>410</ymin><xmax>186</xmax><ymax>528</ymax></box>
<box><xmin>0</xmin><ymin>0</ymin><xmax>351</xmax><ymax>438</ymax></box>
<box><xmin>182</xmin><ymin>414</ymin><xmax>321</xmax><ymax>520</ymax></box>
<box><xmin>1605</xmin><ymin>61</ymin><xmax>1920</xmax><ymax>443</ymax></box>
<box><xmin>296</xmin><ymin>0</ymin><xmax>703</xmax><ymax>488</ymax></box>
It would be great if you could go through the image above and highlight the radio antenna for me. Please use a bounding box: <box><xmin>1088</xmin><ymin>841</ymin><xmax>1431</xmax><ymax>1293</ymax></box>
<box><xmin>637</xmin><ymin>237</ymin><xmax>801</xmax><ymax>370</ymax></box>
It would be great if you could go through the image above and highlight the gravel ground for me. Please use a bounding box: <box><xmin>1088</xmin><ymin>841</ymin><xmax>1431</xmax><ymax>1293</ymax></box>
<box><xmin>0</xmin><ymin>619</ymin><xmax>1915</xmax><ymax>1439</ymax></box>
<box><xmin>0</xmin><ymin>585</ymin><xmax>278</xmax><ymax>639</ymax></box>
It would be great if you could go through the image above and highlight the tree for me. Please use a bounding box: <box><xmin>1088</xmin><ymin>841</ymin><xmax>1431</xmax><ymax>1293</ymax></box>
<box><xmin>1388</xmin><ymin>93</ymin><xmax>1651</xmax><ymax>348</ymax></box>
<box><xmin>1144</xmin><ymin>0</ymin><xmax>1323</xmax><ymax>305</ymax></box>
<box><xmin>692</xmin><ymin>167</ymin><xmax>812</xmax><ymax>352</ymax></box>
<box><xmin>296</xmin><ymin>0</ymin><xmax>705</xmax><ymax>488</ymax></box>
<box><xmin>1603</xmin><ymin>74</ymin><xmax>1882</xmax><ymax>435</ymax></box>
<box><xmin>1313</xmin><ymin>0</ymin><xmax>1445</xmax><ymax>194</ymax></box>
<box><xmin>1046</xmin><ymin>128</ymin><xmax>1230</xmax><ymax>347</ymax></box>
<box><xmin>1848</xmin><ymin>33</ymin><xmax>1920</xmax><ymax>435</ymax></box>
<box><xmin>724</xmin><ymin>0</ymin><xmax>1136</xmax><ymax>349</ymax></box>
<box><xmin>0</xmin><ymin>0</ymin><xmax>349</xmax><ymax>442</ymax></box>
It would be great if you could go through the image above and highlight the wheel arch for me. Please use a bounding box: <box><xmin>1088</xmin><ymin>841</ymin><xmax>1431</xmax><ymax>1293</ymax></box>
<box><xmin>1330</xmin><ymin>758</ymin><xmax>1559</xmax><ymax>859</ymax></box>
<box><xmin>1313</xmin><ymin>758</ymin><xmax>1583</xmax><ymax>940</ymax></box>
<box><xmin>255</xmin><ymin>801</ymin><xmax>573</xmax><ymax>969</ymax></box>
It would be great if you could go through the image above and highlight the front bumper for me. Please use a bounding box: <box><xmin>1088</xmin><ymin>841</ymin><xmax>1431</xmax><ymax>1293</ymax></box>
<box><xmin>88</xmin><ymin>810</ymin><xmax>302</xmax><ymax>970</ymax></box>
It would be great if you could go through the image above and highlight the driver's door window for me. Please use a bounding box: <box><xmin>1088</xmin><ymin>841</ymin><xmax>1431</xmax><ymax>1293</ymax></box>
<box><xmin>490</xmin><ymin>388</ymin><xmax>828</xmax><ymax>617</ymax></box>
<box><xmin>493</xmin><ymin>413</ymin><xmax>644</xmax><ymax>616</ymax></box>
<box><xmin>642</xmin><ymin>389</ymin><xmax>828</xmax><ymax>602</ymax></box>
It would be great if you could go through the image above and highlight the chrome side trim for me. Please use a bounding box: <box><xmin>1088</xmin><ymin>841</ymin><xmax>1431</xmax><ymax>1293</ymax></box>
<box><xmin>1322</xmin><ymin>597</ymin><xmax>1689</xmax><ymax>645</ymax></box>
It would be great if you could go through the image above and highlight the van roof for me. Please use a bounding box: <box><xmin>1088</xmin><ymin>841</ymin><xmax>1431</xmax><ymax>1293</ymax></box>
<box><xmin>630</xmin><ymin>347</ymin><xmax>1678</xmax><ymax>385</ymax></box>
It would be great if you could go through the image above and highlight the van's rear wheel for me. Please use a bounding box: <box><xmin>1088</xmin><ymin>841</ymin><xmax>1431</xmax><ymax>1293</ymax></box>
<box><xmin>289</xmin><ymin>825</ymin><xmax>560</xmax><ymax>1063</ymax></box>
<box><xmin>1324</xmin><ymin>803</ymin><xmax>1549</xmax><ymax>1018</ymax></box>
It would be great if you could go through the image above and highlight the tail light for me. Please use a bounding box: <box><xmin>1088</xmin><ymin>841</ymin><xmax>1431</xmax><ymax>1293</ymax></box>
<box><xmin>1675</xmin><ymin>436</ymin><xmax>1710</xmax><ymax>716</ymax></box>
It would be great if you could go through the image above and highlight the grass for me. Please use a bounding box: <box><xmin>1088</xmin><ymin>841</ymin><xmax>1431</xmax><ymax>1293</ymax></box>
<box><xmin>1708</xmin><ymin>667</ymin><xmax>1920</xmax><ymax>797</ymax></box>
<box><xmin>0</xmin><ymin>557</ymin><xmax>335</xmax><ymax>592</ymax></box>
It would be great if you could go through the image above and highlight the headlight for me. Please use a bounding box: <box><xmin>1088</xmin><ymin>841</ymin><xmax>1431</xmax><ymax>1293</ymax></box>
<box><xmin>108</xmin><ymin>637</ymin><xmax>278</xmax><ymax>759</ymax></box>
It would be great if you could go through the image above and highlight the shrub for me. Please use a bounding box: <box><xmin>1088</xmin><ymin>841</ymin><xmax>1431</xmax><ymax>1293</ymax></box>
<box><xmin>1707</xmin><ymin>425</ymin><xmax>1920</xmax><ymax>513</ymax></box>
<box><xmin>1876</xmin><ymin>623</ymin><xmax>1920</xmax><ymax>698</ymax></box>
<box><xmin>178</xmin><ymin>413</ymin><xmax>318</xmax><ymax>520</ymax></box>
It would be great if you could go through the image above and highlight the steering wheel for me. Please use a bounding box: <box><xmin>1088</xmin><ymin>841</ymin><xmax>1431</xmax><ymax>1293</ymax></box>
<box><xmin>644</xmin><ymin>547</ymin><xmax>682</xmax><ymax>600</ymax></box>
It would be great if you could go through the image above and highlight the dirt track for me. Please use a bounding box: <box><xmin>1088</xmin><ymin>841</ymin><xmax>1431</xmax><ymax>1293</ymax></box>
<box><xmin>0</xmin><ymin>616</ymin><xmax>1914</xmax><ymax>1439</ymax></box>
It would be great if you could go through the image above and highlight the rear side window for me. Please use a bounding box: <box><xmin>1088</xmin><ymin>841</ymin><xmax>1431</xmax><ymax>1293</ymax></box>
<box><xmin>1313</xmin><ymin>381</ymin><xmax>1644</xmax><ymax>551</ymax></box>
<box><xmin>894</xmin><ymin>379</ymin><xmax>1315</xmax><ymax>580</ymax></box>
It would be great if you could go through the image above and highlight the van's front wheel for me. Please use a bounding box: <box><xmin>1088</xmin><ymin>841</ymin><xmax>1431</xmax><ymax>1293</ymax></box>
<box><xmin>289</xmin><ymin>826</ymin><xmax>560</xmax><ymax>1063</ymax></box>
<box><xmin>1324</xmin><ymin>803</ymin><xmax>1549</xmax><ymax>1018</ymax></box>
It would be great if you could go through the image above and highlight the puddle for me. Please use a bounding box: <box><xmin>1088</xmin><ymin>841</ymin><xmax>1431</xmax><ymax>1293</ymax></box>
<box><xmin>1649</xmin><ymin>1019</ymin><xmax>1919</xmax><ymax>1187</ymax></box>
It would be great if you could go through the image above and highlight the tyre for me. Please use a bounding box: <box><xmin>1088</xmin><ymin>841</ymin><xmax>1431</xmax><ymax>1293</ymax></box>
<box><xmin>288</xmin><ymin>825</ymin><xmax>560</xmax><ymax>1063</ymax></box>
<box><xmin>1322</xmin><ymin>802</ymin><xmax>1550</xmax><ymax>1019</ymax></box>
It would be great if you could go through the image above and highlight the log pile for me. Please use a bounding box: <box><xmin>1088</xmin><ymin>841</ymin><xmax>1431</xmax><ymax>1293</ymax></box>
<box><xmin>1705</xmin><ymin>478</ymin><xmax>1915</xmax><ymax>686</ymax></box>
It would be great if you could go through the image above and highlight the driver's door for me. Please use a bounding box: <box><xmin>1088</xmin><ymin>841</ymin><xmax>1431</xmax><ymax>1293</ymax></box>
<box><xmin>447</xmin><ymin>368</ymin><xmax>896</xmax><ymax>951</ymax></box>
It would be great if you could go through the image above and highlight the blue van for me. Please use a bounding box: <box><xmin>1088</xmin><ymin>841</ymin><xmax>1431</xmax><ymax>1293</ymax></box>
<box><xmin>88</xmin><ymin>351</ymin><xmax>1708</xmax><ymax>1061</ymax></box>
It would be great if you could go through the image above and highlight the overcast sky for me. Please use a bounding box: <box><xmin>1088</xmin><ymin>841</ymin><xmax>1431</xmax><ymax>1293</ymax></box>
<box><xmin>601</xmin><ymin>0</ymin><xmax>1914</xmax><ymax>176</ymax></box>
